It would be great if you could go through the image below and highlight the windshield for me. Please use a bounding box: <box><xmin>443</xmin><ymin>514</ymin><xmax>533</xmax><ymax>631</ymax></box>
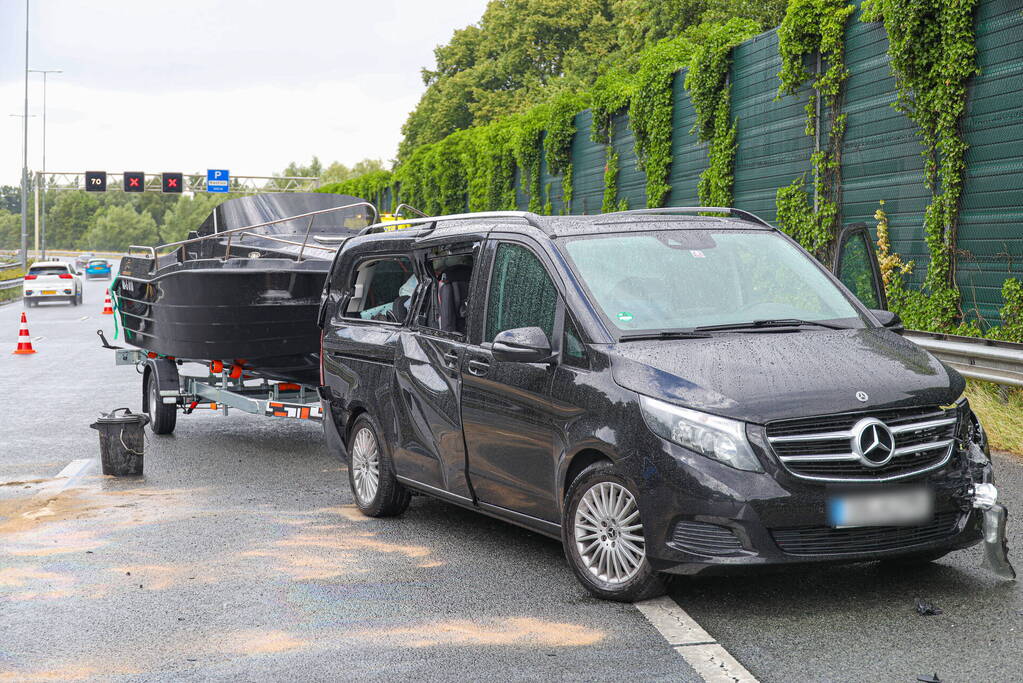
<box><xmin>88</xmin><ymin>260</ymin><xmax>107</xmax><ymax>267</ymax></box>
<box><xmin>28</xmin><ymin>265</ymin><xmax>69</xmax><ymax>276</ymax></box>
<box><xmin>561</xmin><ymin>229</ymin><xmax>863</xmax><ymax>332</ymax></box>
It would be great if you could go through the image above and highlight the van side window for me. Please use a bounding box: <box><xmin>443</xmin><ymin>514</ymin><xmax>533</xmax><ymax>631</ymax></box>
<box><xmin>563</xmin><ymin>316</ymin><xmax>587</xmax><ymax>367</ymax></box>
<box><xmin>343</xmin><ymin>256</ymin><xmax>415</xmax><ymax>323</ymax></box>
<box><xmin>485</xmin><ymin>243</ymin><xmax>557</xmax><ymax>342</ymax></box>
<box><xmin>416</xmin><ymin>244</ymin><xmax>478</xmax><ymax>336</ymax></box>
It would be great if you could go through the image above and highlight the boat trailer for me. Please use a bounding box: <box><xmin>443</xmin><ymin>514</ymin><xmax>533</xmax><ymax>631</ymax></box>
<box><xmin>101</xmin><ymin>331</ymin><xmax>321</xmax><ymax>436</ymax></box>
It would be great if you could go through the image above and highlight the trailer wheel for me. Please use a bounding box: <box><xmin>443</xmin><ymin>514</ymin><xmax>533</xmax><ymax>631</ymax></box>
<box><xmin>348</xmin><ymin>414</ymin><xmax>410</xmax><ymax>517</ymax></box>
<box><xmin>145</xmin><ymin>370</ymin><xmax>177</xmax><ymax>435</ymax></box>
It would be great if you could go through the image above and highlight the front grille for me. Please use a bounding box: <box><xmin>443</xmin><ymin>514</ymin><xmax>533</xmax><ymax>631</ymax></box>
<box><xmin>771</xmin><ymin>511</ymin><xmax>961</xmax><ymax>556</ymax></box>
<box><xmin>670</xmin><ymin>521</ymin><xmax>744</xmax><ymax>555</ymax></box>
<box><xmin>766</xmin><ymin>405</ymin><xmax>958</xmax><ymax>483</ymax></box>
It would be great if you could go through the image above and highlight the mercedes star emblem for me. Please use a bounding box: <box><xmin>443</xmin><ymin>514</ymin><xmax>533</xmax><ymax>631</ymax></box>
<box><xmin>855</xmin><ymin>391</ymin><xmax>869</xmax><ymax>402</ymax></box>
<box><xmin>850</xmin><ymin>418</ymin><xmax>896</xmax><ymax>467</ymax></box>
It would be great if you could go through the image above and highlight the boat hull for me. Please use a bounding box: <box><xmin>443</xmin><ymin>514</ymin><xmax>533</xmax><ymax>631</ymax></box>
<box><xmin>115</xmin><ymin>256</ymin><xmax>328</xmax><ymax>385</ymax></box>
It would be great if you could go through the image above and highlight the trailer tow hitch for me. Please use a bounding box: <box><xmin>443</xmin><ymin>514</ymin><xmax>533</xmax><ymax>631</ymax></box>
<box><xmin>971</xmin><ymin>483</ymin><xmax>1016</xmax><ymax>580</ymax></box>
<box><xmin>96</xmin><ymin>329</ymin><xmax>122</xmax><ymax>350</ymax></box>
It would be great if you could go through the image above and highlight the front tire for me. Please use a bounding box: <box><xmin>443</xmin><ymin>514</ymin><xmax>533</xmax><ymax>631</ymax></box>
<box><xmin>145</xmin><ymin>370</ymin><xmax>177</xmax><ymax>435</ymax></box>
<box><xmin>347</xmin><ymin>414</ymin><xmax>410</xmax><ymax>517</ymax></box>
<box><xmin>563</xmin><ymin>462</ymin><xmax>666</xmax><ymax>602</ymax></box>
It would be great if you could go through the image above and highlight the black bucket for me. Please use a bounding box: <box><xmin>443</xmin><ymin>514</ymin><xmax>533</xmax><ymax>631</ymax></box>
<box><xmin>90</xmin><ymin>408</ymin><xmax>150</xmax><ymax>476</ymax></box>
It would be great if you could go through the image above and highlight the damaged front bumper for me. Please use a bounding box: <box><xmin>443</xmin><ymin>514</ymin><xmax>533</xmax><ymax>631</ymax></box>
<box><xmin>971</xmin><ymin>483</ymin><xmax>1016</xmax><ymax>580</ymax></box>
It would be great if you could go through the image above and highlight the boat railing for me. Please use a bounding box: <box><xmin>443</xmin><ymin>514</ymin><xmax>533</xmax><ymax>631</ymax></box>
<box><xmin>392</xmin><ymin>203</ymin><xmax>429</xmax><ymax>218</ymax></box>
<box><xmin>129</xmin><ymin>201</ymin><xmax>378</xmax><ymax>264</ymax></box>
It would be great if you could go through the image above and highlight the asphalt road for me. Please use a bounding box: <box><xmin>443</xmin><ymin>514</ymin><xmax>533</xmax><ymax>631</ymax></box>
<box><xmin>0</xmin><ymin>259</ymin><xmax>1020</xmax><ymax>682</ymax></box>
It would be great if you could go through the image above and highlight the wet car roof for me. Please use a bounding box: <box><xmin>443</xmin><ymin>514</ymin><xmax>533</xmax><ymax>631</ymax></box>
<box><xmin>353</xmin><ymin>214</ymin><xmax>773</xmax><ymax>249</ymax></box>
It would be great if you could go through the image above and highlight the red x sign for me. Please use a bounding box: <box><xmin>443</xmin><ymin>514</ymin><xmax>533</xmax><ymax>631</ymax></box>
<box><xmin>124</xmin><ymin>172</ymin><xmax>144</xmax><ymax>192</ymax></box>
<box><xmin>162</xmin><ymin>172</ymin><xmax>183</xmax><ymax>193</ymax></box>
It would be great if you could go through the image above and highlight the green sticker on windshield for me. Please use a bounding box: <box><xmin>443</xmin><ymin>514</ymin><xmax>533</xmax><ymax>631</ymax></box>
<box><xmin>616</xmin><ymin>312</ymin><xmax>634</xmax><ymax>322</ymax></box>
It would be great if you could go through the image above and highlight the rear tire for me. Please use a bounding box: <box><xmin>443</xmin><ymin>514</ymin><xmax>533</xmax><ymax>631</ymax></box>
<box><xmin>347</xmin><ymin>414</ymin><xmax>410</xmax><ymax>517</ymax></box>
<box><xmin>563</xmin><ymin>461</ymin><xmax>666</xmax><ymax>602</ymax></box>
<box><xmin>145</xmin><ymin>370</ymin><xmax>177</xmax><ymax>435</ymax></box>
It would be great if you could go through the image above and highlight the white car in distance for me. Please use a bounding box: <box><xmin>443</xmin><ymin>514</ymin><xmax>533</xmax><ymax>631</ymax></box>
<box><xmin>23</xmin><ymin>261</ymin><xmax>84</xmax><ymax>307</ymax></box>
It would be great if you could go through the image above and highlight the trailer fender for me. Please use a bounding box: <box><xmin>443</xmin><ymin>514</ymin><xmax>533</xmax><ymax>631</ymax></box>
<box><xmin>142</xmin><ymin>358</ymin><xmax>180</xmax><ymax>413</ymax></box>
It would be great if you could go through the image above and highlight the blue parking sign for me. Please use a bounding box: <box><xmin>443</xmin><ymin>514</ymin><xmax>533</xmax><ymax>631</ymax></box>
<box><xmin>207</xmin><ymin>169</ymin><xmax>230</xmax><ymax>193</ymax></box>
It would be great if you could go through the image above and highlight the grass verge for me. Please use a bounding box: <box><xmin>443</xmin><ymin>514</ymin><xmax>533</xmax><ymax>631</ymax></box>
<box><xmin>0</xmin><ymin>263</ymin><xmax>26</xmax><ymax>305</ymax></box>
<box><xmin>965</xmin><ymin>380</ymin><xmax>1023</xmax><ymax>456</ymax></box>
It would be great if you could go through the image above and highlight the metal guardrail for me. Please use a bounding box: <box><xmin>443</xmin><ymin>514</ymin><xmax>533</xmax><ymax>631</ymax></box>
<box><xmin>1</xmin><ymin>261</ymin><xmax>21</xmax><ymax>271</ymax></box>
<box><xmin>0</xmin><ymin>277</ymin><xmax>24</xmax><ymax>291</ymax></box>
<box><xmin>904</xmin><ymin>330</ymin><xmax>1023</xmax><ymax>388</ymax></box>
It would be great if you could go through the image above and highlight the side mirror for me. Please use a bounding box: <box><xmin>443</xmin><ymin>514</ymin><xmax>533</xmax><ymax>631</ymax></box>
<box><xmin>492</xmin><ymin>326</ymin><xmax>554</xmax><ymax>363</ymax></box>
<box><xmin>870</xmin><ymin>309</ymin><xmax>903</xmax><ymax>332</ymax></box>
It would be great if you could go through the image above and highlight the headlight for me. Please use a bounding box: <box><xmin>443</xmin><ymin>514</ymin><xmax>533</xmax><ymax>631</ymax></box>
<box><xmin>639</xmin><ymin>395</ymin><xmax>763</xmax><ymax>472</ymax></box>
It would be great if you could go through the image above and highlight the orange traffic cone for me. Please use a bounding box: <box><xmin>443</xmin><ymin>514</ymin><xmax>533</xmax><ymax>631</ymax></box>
<box><xmin>13</xmin><ymin>311</ymin><xmax>36</xmax><ymax>354</ymax></box>
<box><xmin>102</xmin><ymin>289</ymin><xmax>114</xmax><ymax>315</ymax></box>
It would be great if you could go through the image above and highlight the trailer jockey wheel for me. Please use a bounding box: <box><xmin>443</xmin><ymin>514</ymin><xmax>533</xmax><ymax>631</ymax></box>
<box><xmin>144</xmin><ymin>368</ymin><xmax>177</xmax><ymax>434</ymax></box>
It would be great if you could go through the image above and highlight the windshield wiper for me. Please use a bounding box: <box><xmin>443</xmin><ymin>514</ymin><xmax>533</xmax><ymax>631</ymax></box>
<box><xmin>694</xmin><ymin>318</ymin><xmax>850</xmax><ymax>332</ymax></box>
<box><xmin>618</xmin><ymin>329</ymin><xmax>712</xmax><ymax>341</ymax></box>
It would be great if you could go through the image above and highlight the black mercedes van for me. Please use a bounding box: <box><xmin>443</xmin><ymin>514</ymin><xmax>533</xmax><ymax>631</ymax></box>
<box><xmin>317</xmin><ymin>208</ymin><xmax>1006</xmax><ymax>601</ymax></box>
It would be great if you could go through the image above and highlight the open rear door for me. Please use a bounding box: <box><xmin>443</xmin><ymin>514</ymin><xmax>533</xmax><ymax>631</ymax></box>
<box><xmin>833</xmin><ymin>223</ymin><xmax>887</xmax><ymax>310</ymax></box>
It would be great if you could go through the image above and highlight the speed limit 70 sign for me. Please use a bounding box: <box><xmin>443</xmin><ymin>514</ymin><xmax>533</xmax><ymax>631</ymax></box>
<box><xmin>85</xmin><ymin>171</ymin><xmax>107</xmax><ymax>192</ymax></box>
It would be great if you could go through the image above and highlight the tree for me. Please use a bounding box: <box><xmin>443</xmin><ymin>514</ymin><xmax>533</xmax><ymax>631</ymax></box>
<box><xmin>159</xmin><ymin>194</ymin><xmax>225</xmax><ymax>244</ymax></box>
<box><xmin>80</xmin><ymin>204</ymin><xmax>159</xmax><ymax>251</ymax></box>
<box><xmin>46</xmin><ymin>191</ymin><xmax>100</xmax><ymax>249</ymax></box>
<box><xmin>0</xmin><ymin>209</ymin><xmax>20</xmax><ymax>250</ymax></box>
<box><xmin>281</xmin><ymin>157</ymin><xmax>323</xmax><ymax>178</ymax></box>
<box><xmin>398</xmin><ymin>0</ymin><xmax>787</xmax><ymax>155</ymax></box>
<box><xmin>0</xmin><ymin>186</ymin><xmax>20</xmax><ymax>214</ymax></box>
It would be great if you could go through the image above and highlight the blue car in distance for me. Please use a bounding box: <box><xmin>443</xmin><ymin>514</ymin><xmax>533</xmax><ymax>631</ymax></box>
<box><xmin>85</xmin><ymin>259</ymin><xmax>112</xmax><ymax>280</ymax></box>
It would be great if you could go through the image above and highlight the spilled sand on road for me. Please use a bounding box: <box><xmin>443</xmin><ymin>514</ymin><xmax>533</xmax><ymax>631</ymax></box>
<box><xmin>353</xmin><ymin>617</ymin><xmax>606</xmax><ymax>648</ymax></box>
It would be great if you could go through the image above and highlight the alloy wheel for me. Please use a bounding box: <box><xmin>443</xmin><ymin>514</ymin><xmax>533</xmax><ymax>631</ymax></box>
<box><xmin>351</xmin><ymin>426</ymin><xmax>381</xmax><ymax>505</ymax></box>
<box><xmin>574</xmin><ymin>481</ymin><xmax>645</xmax><ymax>584</ymax></box>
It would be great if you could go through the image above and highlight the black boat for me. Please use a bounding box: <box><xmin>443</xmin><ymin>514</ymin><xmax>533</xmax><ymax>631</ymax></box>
<box><xmin>114</xmin><ymin>193</ymin><xmax>376</xmax><ymax>385</ymax></box>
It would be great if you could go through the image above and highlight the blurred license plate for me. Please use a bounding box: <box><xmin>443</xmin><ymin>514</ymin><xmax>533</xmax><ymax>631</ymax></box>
<box><xmin>42</xmin><ymin>290</ymin><xmax>55</xmax><ymax>294</ymax></box>
<box><xmin>828</xmin><ymin>488</ymin><xmax>933</xmax><ymax>528</ymax></box>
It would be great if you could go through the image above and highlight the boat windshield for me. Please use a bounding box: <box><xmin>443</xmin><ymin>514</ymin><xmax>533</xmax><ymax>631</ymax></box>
<box><xmin>560</xmin><ymin>229</ymin><xmax>864</xmax><ymax>333</ymax></box>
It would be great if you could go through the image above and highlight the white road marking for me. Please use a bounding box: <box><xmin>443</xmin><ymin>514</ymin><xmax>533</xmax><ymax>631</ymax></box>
<box><xmin>33</xmin><ymin>458</ymin><xmax>96</xmax><ymax>499</ymax></box>
<box><xmin>636</xmin><ymin>595</ymin><xmax>759</xmax><ymax>683</ymax></box>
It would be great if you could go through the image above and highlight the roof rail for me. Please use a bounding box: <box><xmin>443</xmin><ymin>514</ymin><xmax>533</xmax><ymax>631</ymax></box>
<box><xmin>599</xmin><ymin>206</ymin><xmax>773</xmax><ymax>228</ymax></box>
<box><xmin>360</xmin><ymin>210</ymin><xmax>546</xmax><ymax>237</ymax></box>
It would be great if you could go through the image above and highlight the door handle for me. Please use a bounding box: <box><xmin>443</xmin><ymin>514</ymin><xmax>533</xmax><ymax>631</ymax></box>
<box><xmin>467</xmin><ymin>359</ymin><xmax>490</xmax><ymax>376</ymax></box>
<box><xmin>443</xmin><ymin>349</ymin><xmax>460</xmax><ymax>370</ymax></box>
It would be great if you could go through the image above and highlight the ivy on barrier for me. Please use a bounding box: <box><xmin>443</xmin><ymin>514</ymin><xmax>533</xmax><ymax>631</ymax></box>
<box><xmin>862</xmin><ymin>0</ymin><xmax>980</xmax><ymax>331</ymax></box>
<box><xmin>685</xmin><ymin>19</ymin><xmax>760</xmax><ymax>208</ymax></box>
<box><xmin>774</xmin><ymin>0</ymin><xmax>855</xmax><ymax>262</ymax></box>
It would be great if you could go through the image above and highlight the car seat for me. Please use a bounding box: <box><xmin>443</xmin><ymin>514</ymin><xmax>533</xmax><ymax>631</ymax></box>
<box><xmin>437</xmin><ymin>265</ymin><xmax>472</xmax><ymax>334</ymax></box>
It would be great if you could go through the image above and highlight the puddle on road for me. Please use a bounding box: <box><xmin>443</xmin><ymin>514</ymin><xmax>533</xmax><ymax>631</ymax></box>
<box><xmin>354</xmin><ymin>617</ymin><xmax>606</xmax><ymax>648</ymax></box>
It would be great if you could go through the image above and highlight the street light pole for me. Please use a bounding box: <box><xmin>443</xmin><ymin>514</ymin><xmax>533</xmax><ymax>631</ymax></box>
<box><xmin>20</xmin><ymin>0</ymin><xmax>30</xmax><ymax>268</ymax></box>
<box><xmin>29</xmin><ymin>69</ymin><xmax>61</xmax><ymax>260</ymax></box>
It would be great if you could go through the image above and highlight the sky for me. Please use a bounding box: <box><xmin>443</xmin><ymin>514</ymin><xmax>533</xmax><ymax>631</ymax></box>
<box><xmin>0</xmin><ymin>0</ymin><xmax>489</xmax><ymax>187</ymax></box>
